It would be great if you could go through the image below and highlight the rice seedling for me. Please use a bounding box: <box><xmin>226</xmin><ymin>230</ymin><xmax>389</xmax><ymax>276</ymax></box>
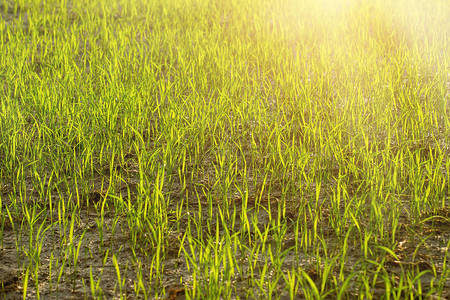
<box><xmin>0</xmin><ymin>0</ymin><xmax>449</xmax><ymax>298</ymax></box>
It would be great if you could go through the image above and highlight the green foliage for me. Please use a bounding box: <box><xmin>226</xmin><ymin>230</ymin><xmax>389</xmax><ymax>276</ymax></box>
<box><xmin>0</xmin><ymin>0</ymin><xmax>448</xmax><ymax>298</ymax></box>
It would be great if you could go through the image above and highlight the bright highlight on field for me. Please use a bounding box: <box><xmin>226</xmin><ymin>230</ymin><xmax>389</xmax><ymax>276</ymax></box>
<box><xmin>0</xmin><ymin>0</ymin><xmax>449</xmax><ymax>298</ymax></box>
